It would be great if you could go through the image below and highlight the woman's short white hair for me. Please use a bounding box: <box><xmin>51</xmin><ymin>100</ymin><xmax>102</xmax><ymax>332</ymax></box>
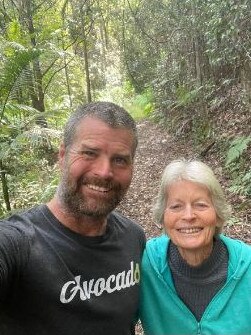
<box><xmin>153</xmin><ymin>159</ymin><xmax>231</xmax><ymax>234</ymax></box>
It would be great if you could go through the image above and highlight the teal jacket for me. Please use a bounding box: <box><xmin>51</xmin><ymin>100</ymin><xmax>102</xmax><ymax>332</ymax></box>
<box><xmin>139</xmin><ymin>234</ymin><xmax>251</xmax><ymax>335</ymax></box>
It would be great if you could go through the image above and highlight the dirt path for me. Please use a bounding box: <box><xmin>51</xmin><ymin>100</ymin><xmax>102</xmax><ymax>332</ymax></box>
<box><xmin>118</xmin><ymin>119</ymin><xmax>250</xmax><ymax>241</ymax></box>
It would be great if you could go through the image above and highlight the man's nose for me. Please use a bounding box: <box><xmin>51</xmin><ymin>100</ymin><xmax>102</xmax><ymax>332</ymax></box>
<box><xmin>93</xmin><ymin>157</ymin><xmax>114</xmax><ymax>178</ymax></box>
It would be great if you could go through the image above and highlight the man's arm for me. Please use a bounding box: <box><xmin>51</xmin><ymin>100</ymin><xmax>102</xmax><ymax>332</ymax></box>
<box><xmin>0</xmin><ymin>221</ymin><xmax>30</xmax><ymax>299</ymax></box>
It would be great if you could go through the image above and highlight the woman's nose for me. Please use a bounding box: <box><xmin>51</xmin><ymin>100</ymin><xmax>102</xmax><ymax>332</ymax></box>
<box><xmin>182</xmin><ymin>205</ymin><xmax>196</xmax><ymax>219</ymax></box>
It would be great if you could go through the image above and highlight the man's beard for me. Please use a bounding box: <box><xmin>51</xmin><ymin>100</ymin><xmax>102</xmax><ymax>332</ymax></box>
<box><xmin>57</xmin><ymin>174</ymin><xmax>128</xmax><ymax>218</ymax></box>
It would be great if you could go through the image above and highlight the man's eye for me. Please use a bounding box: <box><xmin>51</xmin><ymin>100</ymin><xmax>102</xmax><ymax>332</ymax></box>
<box><xmin>113</xmin><ymin>157</ymin><xmax>128</xmax><ymax>165</ymax></box>
<box><xmin>81</xmin><ymin>150</ymin><xmax>96</xmax><ymax>157</ymax></box>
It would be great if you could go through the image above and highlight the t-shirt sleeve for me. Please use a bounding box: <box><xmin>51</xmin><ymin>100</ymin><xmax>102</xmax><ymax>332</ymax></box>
<box><xmin>0</xmin><ymin>221</ymin><xmax>31</xmax><ymax>299</ymax></box>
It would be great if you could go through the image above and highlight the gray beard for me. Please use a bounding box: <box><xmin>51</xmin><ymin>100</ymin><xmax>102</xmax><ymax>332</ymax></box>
<box><xmin>57</xmin><ymin>177</ymin><xmax>127</xmax><ymax>219</ymax></box>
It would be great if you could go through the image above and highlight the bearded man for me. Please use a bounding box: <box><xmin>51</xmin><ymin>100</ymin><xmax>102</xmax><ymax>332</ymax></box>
<box><xmin>0</xmin><ymin>102</ymin><xmax>146</xmax><ymax>335</ymax></box>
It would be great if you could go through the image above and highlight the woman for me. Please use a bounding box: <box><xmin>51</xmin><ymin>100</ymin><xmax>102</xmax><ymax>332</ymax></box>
<box><xmin>139</xmin><ymin>159</ymin><xmax>251</xmax><ymax>335</ymax></box>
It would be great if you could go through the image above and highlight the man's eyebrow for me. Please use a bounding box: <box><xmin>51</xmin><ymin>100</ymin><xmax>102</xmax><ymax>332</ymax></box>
<box><xmin>114</xmin><ymin>152</ymin><xmax>131</xmax><ymax>156</ymax></box>
<box><xmin>75</xmin><ymin>143</ymin><xmax>133</xmax><ymax>158</ymax></box>
<box><xmin>79</xmin><ymin>144</ymin><xmax>99</xmax><ymax>151</ymax></box>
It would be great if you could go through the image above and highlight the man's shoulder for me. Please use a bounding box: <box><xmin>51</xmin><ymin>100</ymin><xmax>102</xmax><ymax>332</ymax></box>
<box><xmin>0</xmin><ymin>205</ymin><xmax>45</xmax><ymax>233</ymax></box>
<box><xmin>0</xmin><ymin>207</ymin><xmax>44</xmax><ymax>253</ymax></box>
<box><xmin>110</xmin><ymin>211</ymin><xmax>142</xmax><ymax>228</ymax></box>
<box><xmin>111</xmin><ymin>211</ymin><xmax>143</xmax><ymax>230</ymax></box>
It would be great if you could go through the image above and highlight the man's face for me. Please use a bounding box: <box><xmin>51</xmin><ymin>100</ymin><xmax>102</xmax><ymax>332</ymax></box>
<box><xmin>58</xmin><ymin>117</ymin><xmax>135</xmax><ymax>218</ymax></box>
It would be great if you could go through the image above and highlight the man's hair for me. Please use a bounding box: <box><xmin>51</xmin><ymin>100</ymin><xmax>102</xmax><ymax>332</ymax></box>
<box><xmin>153</xmin><ymin>159</ymin><xmax>231</xmax><ymax>234</ymax></box>
<box><xmin>63</xmin><ymin>101</ymin><xmax>138</xmax><ymax>156</ymax></box>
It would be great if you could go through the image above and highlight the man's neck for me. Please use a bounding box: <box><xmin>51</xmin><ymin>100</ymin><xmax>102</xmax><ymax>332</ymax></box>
<box><xmin>47</xmin><ymin>198</ymin><xmax>107</xmax><ymax>237</ymax></box>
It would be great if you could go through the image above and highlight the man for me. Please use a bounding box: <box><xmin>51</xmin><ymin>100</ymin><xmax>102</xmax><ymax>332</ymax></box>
<box><xmin>0</xmin><ymin>102</ymin><xmax>146</xmax><ymax>335</ymax></box>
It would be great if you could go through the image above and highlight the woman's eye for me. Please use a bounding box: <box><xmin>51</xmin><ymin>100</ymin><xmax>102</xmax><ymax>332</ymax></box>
<box><xmin>194</xmin><ymin>202</ymin><xmax>208</xmax><ymax>209</ymax></box>
<box><xmin>169</xmin><ymin>204</ymin><xmax>182</xmax><ymax>211</ymax></box>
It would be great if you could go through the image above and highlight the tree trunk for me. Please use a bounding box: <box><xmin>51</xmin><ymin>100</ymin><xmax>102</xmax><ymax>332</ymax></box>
<box><xmin>0</xmin><ymin>160</ymin><xmax>11</xmax><ymax>212</ymax></box>
<box><xmin>20</xmin><ymin>0</ymin><xmax>47</xmax><ymax>126</ymax></box>
<box><xmin>192</xmin><ymin>2</ymin><xmax>203</xmax><ymax>87</ymax></box>
<box><xmin>79</xmin><ymin>4</ymin><xmax>92</xmax><ymax>103</ymax></box>
<box><xmin>83</xmin><ymin>38</ymin><xmax>92</xmax><ymax>103</ymax></box>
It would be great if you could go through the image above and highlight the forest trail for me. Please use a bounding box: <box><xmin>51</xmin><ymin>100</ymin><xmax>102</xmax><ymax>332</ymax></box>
<box><xmin>118</xmin><ymin>119</ymin><xmax>251</xmax><ymax>242</ymax></box>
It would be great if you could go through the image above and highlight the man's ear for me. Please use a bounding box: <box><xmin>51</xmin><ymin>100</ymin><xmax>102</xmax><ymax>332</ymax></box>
<box><xmin>58</xmin><ymin>143</ymin><xmax>66</xmax><ymax>170</ymax></box>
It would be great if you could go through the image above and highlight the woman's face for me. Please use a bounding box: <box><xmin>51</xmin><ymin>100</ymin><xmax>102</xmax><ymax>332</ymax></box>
<box><xmin>164</xmin><ymin>180</ymin><xmax>219</xmax><ymax>262</ymax></box>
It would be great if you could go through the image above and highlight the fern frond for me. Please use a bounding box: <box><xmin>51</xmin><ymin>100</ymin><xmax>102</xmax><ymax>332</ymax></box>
<box><xmin>226</xmin><ymin>136</ymin><xmax>251</xmax><ymax>165</ymax></box>
<box><xmin>0</xmin><ymin>39</ymin><xmax>42</xmax><ymax>120</ymax></box>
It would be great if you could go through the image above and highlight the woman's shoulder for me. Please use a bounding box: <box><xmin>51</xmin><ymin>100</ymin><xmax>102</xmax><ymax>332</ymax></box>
<box><xmin>220</xmin><ymin>234</ymin><xmax>251</xmax><ymax>266</ymax></box>
<box><xmin>146</xmin><ymin>234</ymin><xmax>169</xmax><ymax>247</ymax></box>
<box><xmin>220</xmin><ymin>234</ymin><xmax>251</xmax><ymax>250</ymax></box>
<box><xmin>144</xmin><ymin>234</ymin><xmax>170</xmax><ymax>260</ymax></box>
<box><xmin>142</xmin><ymin>235</ymin><xmax>169</xmax><ymax>271</ymax></box>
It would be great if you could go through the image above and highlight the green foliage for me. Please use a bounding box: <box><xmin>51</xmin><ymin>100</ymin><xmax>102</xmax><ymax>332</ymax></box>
<box><xmin>226</xmin><ymin>216</ymin><xmax>244</xmax><ymax>227</ymax></box>
<box><xmin>121</xmin><ymin>0</ymin><xmax>162</xmax><ymax>92</ymax></box>
<box><xmin>98</xmin><ymin>81</ymin><xmax>154</xmax><ymax>120</ymax></box>
<box><xmin>7</xmin><ymin>20</ymin><xmax>24</xmax><ymax>42</ymax></box>
<box><xmin>0</xmin><ymin>161</ymin><xmax>59</xmax><ymax>218</ymax></box>
<box><xmin>0</xmin><ymin>126</ymin><xmax>60</xmax><ymax>217</ymax></box>
<box><xmin>228</xmin><ymin>172</ymin><xmax>251</xmax><ymax>198</ymax></box>
<box><xmin>225</xmin><ymin>136</ymin><xmax>251</xmax><ymax>197</ymax></box>
<box><xmin>191</xmin><ymin>116</ymin><xmax>214</xmax><ymax>145</ymax></box>
<box><xmin>226</xmin><ymin>136</ymin><xmax>251</xmax><ymax>166</ymax></box>
<box><xmin>0</xmin><ymin>39</ymin><xmax>41</xmax><ymax>118</ymax></box>
<box><xmin>175</xmin><ymin>86</ymin><xmax>205</xmax><ymax>108</ymax></box>
<box><xmin>125</xmin><ymin>88</ymin><xmax>154</xmax><ymax>120</ymax></box>
<box><xmin>0</xmin><ymin>0</ymin><xmax>250</xmax><ymax>217</ymax></box>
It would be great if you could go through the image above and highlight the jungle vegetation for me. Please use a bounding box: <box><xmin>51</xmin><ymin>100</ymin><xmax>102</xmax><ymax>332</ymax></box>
<box><xmin>0</xmin><ymin>0</ymin><xmax>250</xmax><ymax>219</ymax></box>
